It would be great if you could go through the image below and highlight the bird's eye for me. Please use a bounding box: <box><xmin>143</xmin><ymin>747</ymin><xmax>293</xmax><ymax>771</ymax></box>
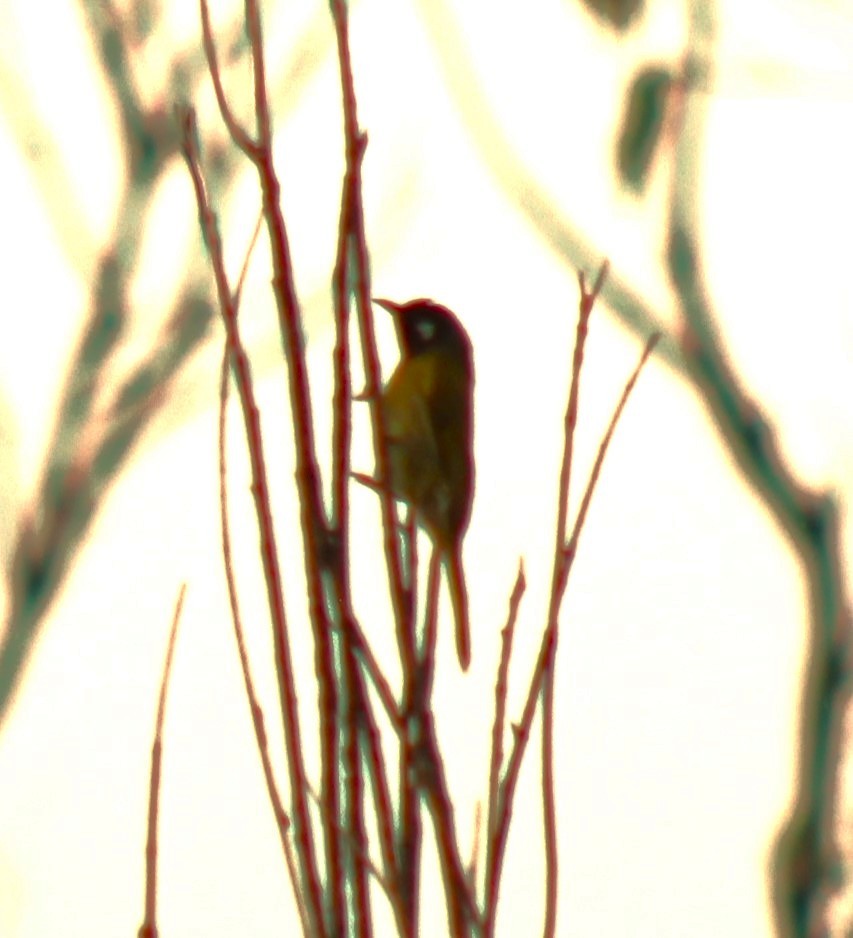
<box><xmin>415</xmin><ymin>317</ymin><xmax>436</xmax><ymax>342</ymax></box>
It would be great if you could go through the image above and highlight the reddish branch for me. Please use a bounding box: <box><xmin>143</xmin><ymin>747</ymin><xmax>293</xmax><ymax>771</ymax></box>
<box><xmin>418</xmin><ymin>720</ymin><xmax>482</xmax><ymax>935</ymax></box>
<box><xmin>483</xmin><ymin>265</ymin><xmax>659</xmax><ymax>936</ymax></box>
<box><xmin>358</xmin><ymin>692</ymin><xmax>403</xmax><ymax>927</ymax></box>
<box><xmin>197</xmin><ymin>0</ymin><xmax>394</xmax><ymax>930</ymax></box>
<box><xmin>417</xmin><ymin>552</ymin><xmax>443</xmax><ymax>704</ymax></box>
<box><xmin>190</xmin><ymin>4</ymin><xmax>665</xmax><ymax>936</ymax></box>
<box><xmin>331</xmin><ymin>116</ymin><xmax>375</xmax><ymax>937</ymax></box>
<box><xmin>486</xmin><ymin>564</ymin><xmax>526</xmax><ymax>845</ymax></box>
<box><xmin>540</xmin><ymin>262</ymin><xmax>609</xmax><ymax>936</ymax></box>
<box><xmin>138</xmin><ymin>585</ymin><xmax>186</xmax><ymax>938</ymax></box>
<box><xmin>198</xmin><ymin>0</ymin><xmax>417</xmax><ymax>931</ymax></box>
<box><xmin>217</xmin><ymin>348</ymin><xmax>307</xmax><ymax>932</ymax></box>
<box><xmin>329</xmin><ymin>0</ymin><xmax>413</xmax><ymax>669</ymax></box>
<box><xmin>328</xmin><ymin>3</ymin><xmax>432</xmax><ymax>932</ymax></box>
<box><xmin>179</xmin><ymin>103</ymin><xmax>325</xmax><ymax>934</ymax></box>
<box><xmin>245</xmin><ymin>3</ymin><xmax>347</xmax><ymax>928</ymax></box>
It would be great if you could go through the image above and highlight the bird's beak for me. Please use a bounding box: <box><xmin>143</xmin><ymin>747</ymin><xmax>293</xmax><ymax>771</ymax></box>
<box><xmin>373</xmin><ymin>298</ymin><xmax>402</xmax><ymax>316</ymax></box>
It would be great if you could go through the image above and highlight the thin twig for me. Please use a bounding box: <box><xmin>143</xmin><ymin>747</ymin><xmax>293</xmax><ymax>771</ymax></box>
<box><xmin>245</xmin><ymin>0</ymin><xmax>272</xmax><ymax>149</ymax></box>
<box><xmin>358</xmin><ymin>696</ymin><xmax>404</xmax><ymax>929</ymax></box>
<box><xmin>486</xmin><ymin>563</ymin><xmax>525</xmax><ymax>848</ymax></box>
<box><xmin>226</xmin><ymin>14</ymin><xmax>345</xmax><ymax>920</ymax></box>
<box><xmin>418</xmin><ymin>8</ymin><xmax>851</xmax><ymax>930</ymax></box>
<box><xmin>415</xmin><ymin>0</ymin><xmax>681</xmax><ymax>370</ymax></box>
<box><xmin>178</xmin><ymin>107</ymin><xmax>325</xmax><ymax>936</ymax></box>
<box><xmin>565</xmin><ymin>332</ymin><xmax>660</xmax><ymax>561</ymax></box>
<box><xmin>468</xmin><ymin>802</ymin><xmax>482</xmax><ymax>898</ymax></box>
<box><xmin>344</xmin><ymin>653</ymin><xmax>374</xmax><ymax>938</ymax></box>
<box><xmin>137</xmin><ymin>584</ymin><xmax>186</xmax><ymax>938</ymax></box>
<box><xmin>328</xmin><ymin>93</ymin><xmax>406</xmax><ymax>934</ymax></box>
<box><xmin>331</xmin><ymin>103</ymin><xmax>371</xmax><ymax>937</ymax></box>
<box><xmin>484</xmin><ymin>271</ymin><xmax>656</xmax><ymax>936</ymax></box>
<box><xmin>339</xmin><ymin>612</ymin><xmax>400</xmax><ymax>726</ymax></box>
<box><xmin>327</xmin><ymin>6</ymin><xmax>427</xmax><ymax>933</ymax></box>
<box><xmin>418</xmin><ymin>720</ymin><xmax>482</xmax><ymax>935</ymax></box>
<box><xmin>542</xmin><ymin>261</ymin><xmax>607</xmax><ymax>937</ymax></box>
<box><xmin>404</xmin><ymin>510</ymin><xmax>418</xmax><ymax>597</ymax></box>
<box><xmin>199</xmin><ymin>0</ymin><xmax>258</xmax><ymax>156</ymax></box>
<box><xmin>226</xmin><ymin>1</ymin><xmax>350</xmax><ymax>927</ymax></box>
<box><xmin>217</xmin><ymin>348</ymin><xmax>306</xmax><ymax>932</ymax></box>
<box><xmin>552</xmin><ymin>261</ymin><xmax>609</xmax><ymax>578</ymax></box>
<box><xmin>419</xmin><ymin>549</ymin><xmax>442</xmax><ymax>702</ymax></box>
<box><xmin>329</xmin><ymin>0</ymin><xmax>412</xmax><ymax>671</ymax></box>
<box><xmin>233</xmin><ymin>210</ymin><xmax>264</xmax><ymax>309</ymax></box>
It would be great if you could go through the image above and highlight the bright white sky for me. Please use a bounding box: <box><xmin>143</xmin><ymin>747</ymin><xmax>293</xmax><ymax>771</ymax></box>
<box><xmin>0</xmin><ymin>0</ymin><xmax>852</xmax><ymax>936</ymax></box>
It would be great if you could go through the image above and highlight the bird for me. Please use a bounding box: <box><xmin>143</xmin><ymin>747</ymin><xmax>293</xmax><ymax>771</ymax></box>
<box><xmin>373</xmin><ymin>297</ymin><xmax>475</xmax><ymax>670</ymax></box>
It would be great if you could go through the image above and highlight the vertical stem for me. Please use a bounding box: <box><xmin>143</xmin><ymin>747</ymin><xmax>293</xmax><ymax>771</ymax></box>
<box><xmin>179</xmin><ymin>109</ymin><xmax>326</xmax><ymax>935</ymax></box>
<box><xmin>243</xmin><ymin>2</ymin><xmax>343</xmax><ymax>929</ymax></box>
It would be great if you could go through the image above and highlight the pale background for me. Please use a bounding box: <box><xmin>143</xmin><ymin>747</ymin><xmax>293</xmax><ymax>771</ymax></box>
<box><xmin>0</xmin><ymin>0</ymin><xmax>851</xmax><ymax>935</ymax></box>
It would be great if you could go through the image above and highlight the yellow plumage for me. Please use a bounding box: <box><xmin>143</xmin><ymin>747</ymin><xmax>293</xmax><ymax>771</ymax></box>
<box><xmin>376</xmin><ymin>299</ymin><xmax>474</xmax><ymax>670</ymax></box>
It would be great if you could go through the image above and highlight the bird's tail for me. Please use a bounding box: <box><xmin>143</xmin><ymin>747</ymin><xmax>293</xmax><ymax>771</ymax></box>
<box><xmin>445</xmin><ymin>546</ymin><xmax>471</xmax><ymax>670</ymax></box>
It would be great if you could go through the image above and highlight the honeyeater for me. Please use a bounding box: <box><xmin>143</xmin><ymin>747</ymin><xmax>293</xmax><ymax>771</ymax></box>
<box><xmin>374</xmin><ymin>297</ymin><xmax>475</xmax><ymax>670</ymax></box>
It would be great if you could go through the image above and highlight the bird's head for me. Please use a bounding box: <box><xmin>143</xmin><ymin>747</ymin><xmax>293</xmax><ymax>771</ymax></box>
<box><xmin>373</xmin><ymin>298</ymin><xmax>472</xmax><ymax>364</ymax></box>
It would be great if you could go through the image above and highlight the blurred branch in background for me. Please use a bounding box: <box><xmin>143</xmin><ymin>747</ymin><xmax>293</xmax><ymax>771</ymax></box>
<box><xmin>0</xmin><ymin>0</ymin><xmax>334</xmax><ymax>726</ymax></box>
<box><xmin>418</xmin><ymin>0</ymin><xmax>851</xmax><ymax>935</ymax></box>
<box><xmin>416</xmin><ymin>0</ymin><xmax>682</xmax><ymax>372</ymax></box>
<box><xmin>668</xmin><ymin>9</ymin><xmax>850</xmax><ymax>937</ymax></box>
<box><xmin>0</xmin><ymin>0</ymin><xmax>849</xmax><ymax>934</ymax></box>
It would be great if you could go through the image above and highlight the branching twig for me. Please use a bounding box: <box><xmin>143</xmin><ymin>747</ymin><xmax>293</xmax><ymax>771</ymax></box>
<box><xmin>484</xmin><ymin>267</ymin><xmax>657</xmax><ymax>936</ymax></box>
<box><xmin>201</xmin><ymin>1</ymin><xmax>354</xmax><ymax>929</ymax></box>
<box><xmin>540</xmin><ymin>261</ymin><xmax>610</xmax><ymax>935</ymax></box>
<box><xmin>178</xmin><ymin>106</ymin><xmax>325</xmax><ymax>935</ymax></box>
<box><xmin>329</xmin><ymin>0</ymin><xmax>413</xmax><ymax>671</ymax></box>
<box><xmin>327</xmin><ymin>6</ymin><xmax>433</xmax><ymax>933</ymax></box>
<box><xmin>199</xmin><ymin>0</ymin><xmax>258</xmax><ymax>156</ymax></box>
<box><xmin>417</xmin><ymin>8</ymin><xmax>852</xmax><ymax>930</ymax></box>
<box><xmin>564</xmin><ymin>332</ymin><xmax>660</xmax><ymax>563</ymax></box>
